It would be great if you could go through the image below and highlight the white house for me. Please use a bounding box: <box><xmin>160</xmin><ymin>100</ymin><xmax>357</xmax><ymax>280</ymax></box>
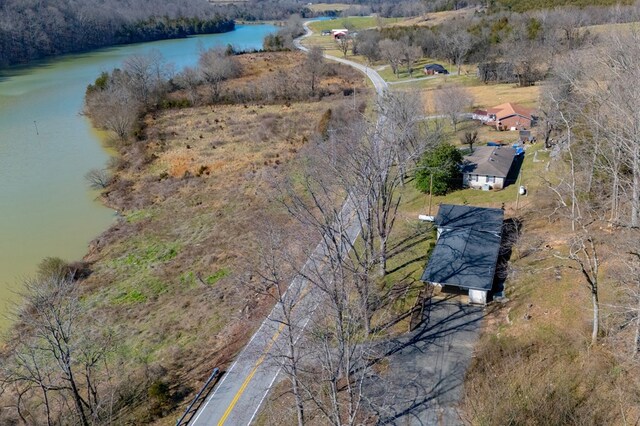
<box><xmin>461</xmin><ymin>145</ymin><xmax>518</xmax><ymax>190</ymax></box>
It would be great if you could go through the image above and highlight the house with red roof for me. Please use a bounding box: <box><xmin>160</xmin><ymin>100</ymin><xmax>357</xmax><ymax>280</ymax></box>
<box><xmin>473</xmin><ymin>102</ymin><xmax>537</xmax><ymax>131</ymax></box>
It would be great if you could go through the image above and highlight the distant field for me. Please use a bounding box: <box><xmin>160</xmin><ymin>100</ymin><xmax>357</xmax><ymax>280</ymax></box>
<box><xmin>395</xmin><ymin>8</ymin><xmax>475</xmax><ymax>27</ymax></box>
<box><xmin>583</xmin><ymin>20</ymin><xmax>640</xmax><ymax>34</ymax></box>
<box><xmin>307</xmin><ymin>2</ymin><xmax>351</xmax><ymax>12</ymax></box>
<box><xmin>308</xmin><ymin>16</ymin><xmax>404</xmax><ymax>32</ymax></box>
<box><xmin>420</xmin><ymin>81</ymin><xmax>540</xmax><ymax>114</ymax></box>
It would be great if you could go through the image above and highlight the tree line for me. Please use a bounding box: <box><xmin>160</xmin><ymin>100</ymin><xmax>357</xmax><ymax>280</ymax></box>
<box><xmin>0</xmin><ymin>0</ymin><xmax>233</xmax><ymax>67</ymax></box>
<box><xmin>348</xmin><ymin>3</ymin><xmax>640</xmax><ymax>86</ymax></box>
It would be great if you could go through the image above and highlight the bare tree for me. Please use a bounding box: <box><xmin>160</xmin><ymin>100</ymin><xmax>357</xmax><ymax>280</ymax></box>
<box><xmin>434</xmin><ymin>85</ymin><xmax>473</xmax><ymax>132</ymax></box>
<box><xmin>440</xmin><ymin>31</ymin><xmax>472</xmax><ymax>76</ymax></box>
<box><xmin>122</xmin><ymin>49</ymin><xmax>170</xmax><ymax>107</ymax></box>
<box><xmin>198</xmin><ymin>47</ymin><xmax>241</xmax><ymax>101</ymax></box>
<box><xmin>246</xmin><ymin>229</ymin><xmax>307</xmax><ymax>426</ymax></box>
<box><xmin>399</xmin><ymin>39</ymin><xmax>422</xmax><ymax>77</ymax></box>
<box><xmin>379</xmin><ymin>39</ymin><xmax>404</xmax><ymax>78</ymax></box>
<box><xmin>174</xmin><ymin>66</ymin><xmax>202</xmax><ymax>105</ymax></box>
<box><xmin>555</xmin><ymin>227</ymin><xmax>601</xmax><ymax>345</ymax></box>
<box><xmin>460</xmin><ymin>130</ymin><xmax>478</xmax><ymax>152</ymax></box>
<box><xmin>1</xmin><ymin>276</ymin><xmax>116</xmax><ymax>425</ymax></box>
<box><xmin>84</xmin><ymin>79</ymin><xmax>141</xmax><ymax>141</ymax></box>
<box><xmin>336</xmin><ymin>35</ymin><xmax>351</xmax><ymax>57</ymax></box>
<box><xmin>304</xmin><ymin>46</ymin><xmax>325</xmax><ymax>95</ymax></box>
<box><xmin>84</xmin><ymin>168</ymin><xmax>112</xmax><ymax>189</ymax></box>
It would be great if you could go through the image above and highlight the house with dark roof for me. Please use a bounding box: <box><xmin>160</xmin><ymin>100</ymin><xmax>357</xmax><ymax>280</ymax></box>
<box><xmin>474</xmin><ymin>102</ymin><xmax>537</xmax><ymax>131</ymax></box>
<box><xmin>461</xmin><ymin>145</ymin><xmax>518</xmax><ymax>190</ymax></box>
<box><xmin>421</xmin><ymin>204</ymin><xmax>504</xmax><ymax>305</ymax></box>
<box><xmin>423</xmin><ymin>63</ymin><xmax>449</xmax><ymax>75</ymax></box>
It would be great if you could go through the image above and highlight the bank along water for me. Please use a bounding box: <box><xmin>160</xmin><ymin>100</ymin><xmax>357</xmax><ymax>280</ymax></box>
<box><xmin>0</xmin><ymin>24</ymin><xmax>276</xmax><ymax>328</ymax></box>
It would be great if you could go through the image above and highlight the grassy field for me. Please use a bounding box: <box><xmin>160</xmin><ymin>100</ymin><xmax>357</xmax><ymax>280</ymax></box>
<box><xmin>306</xmin><ymin>2</ymin><xmax>351</xmax><ymax>12</ymax></box>
<box><xmin>418</xmin><ymin>80</ymin><xmax>540</xmax><ymax>115</ymax></box>
<box><xmin>308</xmin><ymin>16</ymin><xmax>404</xmax><ymax>33</ymax></box>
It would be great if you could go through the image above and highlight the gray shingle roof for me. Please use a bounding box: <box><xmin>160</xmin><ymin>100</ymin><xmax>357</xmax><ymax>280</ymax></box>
<box><xmin>461</xmin><ymin>146</ymin><xmax>516</xmax><ymax>178</ymax></box>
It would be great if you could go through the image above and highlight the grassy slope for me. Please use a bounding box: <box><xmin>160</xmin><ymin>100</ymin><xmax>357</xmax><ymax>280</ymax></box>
<box><xmin>80</xmin><ymin>51</ymin><xmax>368</xmax><ymax>423</ymax></box>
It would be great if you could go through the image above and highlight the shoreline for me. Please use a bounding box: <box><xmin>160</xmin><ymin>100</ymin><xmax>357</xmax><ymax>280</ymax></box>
<box><xmin>0</xmin><ymin>21</ymin><xmax>236</xmax><ymax>75</ymax></box>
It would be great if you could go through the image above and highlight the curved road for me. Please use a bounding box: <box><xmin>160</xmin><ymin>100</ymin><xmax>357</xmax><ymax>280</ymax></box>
<box><xmin>294</xmin><ymin>21</ymin><xmax>388</xmax><ymax>96</ymax></box>
<box><xmin>189</xmin><ymin>22</ymin><xmax>388</xmax><ymax>426</ymax></box>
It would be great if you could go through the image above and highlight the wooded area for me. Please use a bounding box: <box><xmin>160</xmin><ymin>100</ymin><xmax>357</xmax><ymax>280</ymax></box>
<box><xmin>0</xmin><ymin>0</ymin><xmax>233</xmax><ymax>67</ymax></box>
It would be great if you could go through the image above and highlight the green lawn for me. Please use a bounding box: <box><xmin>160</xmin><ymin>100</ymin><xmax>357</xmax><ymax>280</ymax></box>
<box><xmin>308</xmin><ymin>16</ymin><xmax>402</xmax><ymax>33</ymax></box>
<box><xmin>403</xmin><ymin>141</ymin><xmax>547</xmax><ymax>215</ymax></box>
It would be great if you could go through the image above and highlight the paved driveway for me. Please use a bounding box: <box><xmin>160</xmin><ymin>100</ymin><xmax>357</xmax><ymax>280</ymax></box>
<box><xmin>365</xmin><ymin>296</ymin><xmax>484</xmax><ymax>425</ymax></box>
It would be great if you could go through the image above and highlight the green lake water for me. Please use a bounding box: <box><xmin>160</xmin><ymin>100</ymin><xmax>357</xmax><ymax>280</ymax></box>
<box><xmin>0</xmin><ymin>24</ymin><xmax>276</xmax><ymax>327</ymax></box>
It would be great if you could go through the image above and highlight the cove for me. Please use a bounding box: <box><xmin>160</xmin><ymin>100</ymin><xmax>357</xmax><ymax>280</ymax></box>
<box><xmin>0</xmin><ymin>24</ymin><xmax>276</xmax><ymax>327</ymax></box>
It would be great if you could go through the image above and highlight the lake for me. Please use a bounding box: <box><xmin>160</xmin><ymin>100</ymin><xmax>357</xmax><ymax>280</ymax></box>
<box><xmin>0</xmin><ymin>24</ymin><xmax>276</xmax><ymax>327</ymax></box>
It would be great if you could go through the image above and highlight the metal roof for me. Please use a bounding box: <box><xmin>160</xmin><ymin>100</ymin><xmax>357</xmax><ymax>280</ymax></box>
<box><xmin>435</xmin><ymin>204</ymin><xmax>504</xmax><ymax>235</ymax></box>
<box><xmin>422</xmin><ymin>204</ymin><xmax>504</xmax><ymax>291</ymax></box>
<box><xmin>421</xmin><ymin>227</ymin><xmax>501</xmax><ymax>291</ymax></box>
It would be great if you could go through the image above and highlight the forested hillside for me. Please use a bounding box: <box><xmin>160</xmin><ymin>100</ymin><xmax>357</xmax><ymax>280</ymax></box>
<box><xmin>0</xmin><ymin>0</ymin><xmax>233</xmax><ymax>67</ymax></box>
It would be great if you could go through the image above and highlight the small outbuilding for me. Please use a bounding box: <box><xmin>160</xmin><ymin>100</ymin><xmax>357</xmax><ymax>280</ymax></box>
<box><xmin>423</xmin><ymin>63</ymin><xmax>449</xmax><ymax>75</ymax></box>
<box><xmin>421</xmin><ymin>204</ymin><xmax>504</xmax><ymax>305</ymax></box>
<box><xmin>331</xmin><ymin>29</ymin><xmax>349</xmax><ymax>39</ymax></box>
<box><xmin>461</xmin><ymin>145</ymin><xmax>518</xmax><ymax>190</ymax></box>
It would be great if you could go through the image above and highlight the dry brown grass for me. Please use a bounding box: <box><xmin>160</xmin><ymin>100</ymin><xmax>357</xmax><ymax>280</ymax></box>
<box><xmin>78</xmin><ymin>52</ymin><xmax>368</xmax><ymax>423</ymax></box>
<box><xmin>393</xmin><ymin>8</ymin><xmax>476</xmax><ymax>27</ymax></box>
<box><xmin>461</xmin><ymin>165</ymin><xmax>640</xmax><ymax>424</ymax></box>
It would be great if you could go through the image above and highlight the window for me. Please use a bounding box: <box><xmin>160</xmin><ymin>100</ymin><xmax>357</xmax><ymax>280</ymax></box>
<box><xmin>470</xmin><ymin>174</ymin><xmax>478</xmax><ymax>182</ymax></box>
<box><xmin>487</xmin><ymin>176</ymin><xmax>496</xmax><ymax>183</ymax></box>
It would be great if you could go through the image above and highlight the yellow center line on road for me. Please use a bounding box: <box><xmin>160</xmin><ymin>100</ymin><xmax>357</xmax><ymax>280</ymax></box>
<box><xmin>216</xmin><ymin>283</ymin><xmax>316</xmax><ymax>425</ymax></box>
<box><xmin>217</xmin><ymin>322</ymin><xmax>286</xmax><ymax>426</ymax></box>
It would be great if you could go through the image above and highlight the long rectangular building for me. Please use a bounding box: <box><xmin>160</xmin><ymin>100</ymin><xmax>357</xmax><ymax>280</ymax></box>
<box><xmin>421</xmin><ymin>204</ymin><xmax>504</xmax><ymax>304</ymax></box>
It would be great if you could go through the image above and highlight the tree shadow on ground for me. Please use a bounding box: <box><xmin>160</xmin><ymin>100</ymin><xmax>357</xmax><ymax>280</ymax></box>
<box><xmin>365</xmin><ymin>296</ymin><xmax>490</xmax><ymax>425</ymax></box>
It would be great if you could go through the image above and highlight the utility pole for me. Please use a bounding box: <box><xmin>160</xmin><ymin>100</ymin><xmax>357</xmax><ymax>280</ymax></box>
<box><xmin>516</xmin><ymin>160</ymin><xmax>524</xmax><ymax>212</ymax></box>
<box><xmin>428</xmin><ymin>173</ymin><xmax>434</xmax><ymax>215</ymax></box>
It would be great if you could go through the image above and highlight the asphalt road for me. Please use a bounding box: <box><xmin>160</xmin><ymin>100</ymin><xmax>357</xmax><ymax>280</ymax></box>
<box><xmin>189</xmin><ymin>22</ymin><xmax>389</xmax><ymax>426</ymax></box>
<box><xmin>293</xmin><ymin>21</ymin><xmax>389</xmax><ymax>96</ymax></box>
<box><xmin>189</xmin><ymin>197</ymin><xmax>363</xmax><ymax>426</ymax></box>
